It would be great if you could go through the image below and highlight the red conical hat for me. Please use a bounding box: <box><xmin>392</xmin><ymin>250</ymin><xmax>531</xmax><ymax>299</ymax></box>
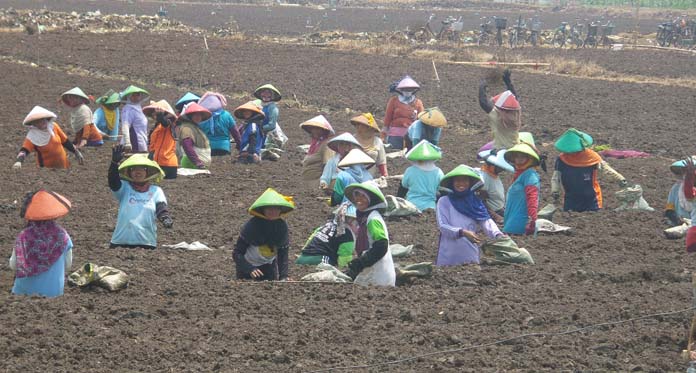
<box><xmin>23</xmin><ymin>190</ymin><xmax>71</xmax><ymax>221</ymax></box>
<box><xmin>181</xmin><ymin>102</ymin><xmax>212</xmax><ymax>122</ymax></box>
<box><xmin>492</xmin><ymin>90</ymin><xmax>520</xmax><ymax>111</ymax></box>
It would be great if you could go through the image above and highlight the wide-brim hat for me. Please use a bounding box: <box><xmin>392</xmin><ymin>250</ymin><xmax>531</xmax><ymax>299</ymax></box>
<box><xmin>478</xmin><ymin>148</ymin><xmax>514</xmax><ymax>173</ymax></box>
<box><xmin>248</xmin><ymin>188</ymin><xmax>295</xmax><ymax>219</ymax></box>
<box><xmin>180</xmin><ymin>102</ymin><xmax>212</xmax><ymax>122</ymax></box>
<box><xmin>555</xmin><ymin>128</ymin><xmax>594</xmax><ymax>153</ymax></box>
<box><xmin>492</xmin><ymin>90</ymin><xmax>520</xmax><ymax>111</ymax></box>
<box><xmin>395</xmin><ymin>75</ymin><xmax>420</xmax><ymax>92</ymax></box>
<box><xmin>22</xmin><ymin>106</ymin><xmax>57</xmax><ymax>126</ymax></box>
<box><xmin>118</xmin><ymin>154</ymin><xmax>164</xmax><ymax>184</ymax></box>
<box><xmin>61</xmin><ymin>87</ymin><xmax>91</xmax><ymax>105</ymax></box>
<box><xmin>175</xmin><ymin>92</ymin><xmax>200</xmax><ymax>112</ymax></box>
<box><xmin>671</xmin><ymin>157</ymin><xmax>696</xmax><ymax>175</ymax></box>
<box><xmin>300</xmin><ymin>115</ymin><xmax>334</xmax><ymax>135</ymax></box>
<box><xmin>233</xmin><ymin>100</ymin><xmax>265</xmax><ymax>120</ymax></box>
<box><xmin>120</xmin><ymin>85</ymin><xmax>150</xmax><ymax>102</ymax></box>
<box><xmin>519</xmin><ymin>132</ymin><xmax>535</xmax><ymax>147</ymax></box>
<box><xmin>350</xmin><ymin>113</ymin><xmax>380</xmax><ymax>133</ymax></box>
<box><xmin>253</xmin><ymin>84</ymin><xmax>282</xmax><ymax>102</ymax></box>
<box><xmin>23</xmin><ymin>190</ymin><xmax>71</xmax><ymax>221</ymax></box>
<box><xmin>96</xmin><ymin>90</ymin><xmax>121</xmax><ymax>106</ymax></box>
<box><xmin>143</xmin><ymin>100</ymin><xmax>177</xmax><ymax>120</ymax></box>
<box><xmin>440</xmin><ymin>165</ymin><xmax>482</xmax><ymax>188</ymax></box>
<box><xmin>345</xmin><ymin>182</ymin><xmax>387</xmax><ymax>211</ymax></box>
<box><xmin>417</xmin><ymin>107</ymin><xmax>447</xmax><ymax>128</ymax></box>
<box><xmin>328</xmin><ymin>132</ymin><xmax>362</xmax><ymax>152</ymax></box>
<box><xmin>406</xmin><ymin>140</ymin><xmax>442</xmax><ymax>161</ymax></box>
<box><xmin>338</xmin><ymin>149</ymin><xmax>375</xmax><ymax>169</ymax></box>
<box><xmin>504</xmin><ymin>142</ymin><xmax>540</xmax><ymax>167</ymax></box>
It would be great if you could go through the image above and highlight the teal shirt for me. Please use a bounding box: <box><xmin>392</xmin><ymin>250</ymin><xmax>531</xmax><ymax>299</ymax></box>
<box><xmin>401</xmin><ymin>165</ymin><xmax>444</xmax><ymax>211</ymax></box>
<box><xmin>111</xmin><ymin>183</ymin><xmax>167</xmax><ymax>247</ymax></box>
<box><xmin>503</xmin><ymin>168</ymin><xmax>540</xmax><ymax>234</ymax></box>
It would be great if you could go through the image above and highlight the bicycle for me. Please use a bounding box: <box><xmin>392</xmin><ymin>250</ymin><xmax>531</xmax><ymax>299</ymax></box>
<box><xmin>599</xmin><ymin>21</ymin><xmax>615</xmax><ymax>47</ymax></box>
<box><xmin>552</xmin><ymin>22</ymin><xmax>569</xmax><ymax>48</ymax></box>
<box><xmin>477</xmin><ymin>17</ymin><xmax>494</xmax><ymax>46</ymax></box>
<box><xmin>583</xmin><ymin>22</ymin><xmax>599</xmax><ymax>48</ymax></box>
<box><xmin>570</xmin><ymin>20</ymin><xmax>584</xmax><ymax>48</ymax></box>
<box><xmin>508</xmin><ymin>16</ymin><xmax>527</xmax><ymax>49</ymax></box>
<box><xmin>437</xmin><ymin>16</ymin><xmax>464</xmax><ymax>42</ymax></box>
<box><xmin>529</xmin><ymin>18</ymin><xmax>542</xmax><ymax>47</ymax></box>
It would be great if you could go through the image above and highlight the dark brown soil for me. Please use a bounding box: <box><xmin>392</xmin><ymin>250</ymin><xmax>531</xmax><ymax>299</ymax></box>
<box><xmin>0</xmin><ymin>6</ymin><xmax>695</xmax><ymax>373</ymax></box>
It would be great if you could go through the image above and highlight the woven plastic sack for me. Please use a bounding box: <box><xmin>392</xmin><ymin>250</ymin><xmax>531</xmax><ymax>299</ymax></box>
<box><xmin>665</xmin><ymin>222</ymin><xmax>690</xmax><ymax>239</ymax></box>
<box><xmin>390</xmin><ymin>244</ymin><xmax>414</xmax><ymax>257</ymax></box>
<box><xmin>538</xmin><ymin>203</ymin><xmax>557</xmax><ymax>220</ymax></box>
<box><xmin>481</xmin><ymin>236</ymin><xmax>534</xmax><ymax>264</ymax></box>
<box><xmin>535</xmin><ymin>218</ymin><xmax>571</xmax><ymax>233</ymax></box>
<box><xmin>68</xmin><ymin>263</ymin><xmax>129</xmax><ymax>291</ymax></box>
<box><xmin>301</xmin><ymin>262</ymin><xmax>352</xmax><ymax>283</ymax></box>
<box><xmin>615</xmin><ymin>184</ymin><xmax>654</xmax><ymax>212</ymax></box>
<box><xmin>384</xmin><ymin>195</ymin><xmax>421</xmax><ymax>217</ymax></box>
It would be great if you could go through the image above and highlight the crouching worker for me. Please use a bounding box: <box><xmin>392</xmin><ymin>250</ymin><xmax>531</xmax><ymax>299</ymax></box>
<box><xmin>234</xmin><ymin>188</ymin><xmax>295</xmax><ymax>281</ymax></box>
<box><xmin>436</xmin><ymin>165</ymin><xmax>505</xmax><ymax>265</ymax></box>
<box><xmin>233</xmin><ymin>100</ymin><xmax>266</xmax><ymax>164</ymax></box>
<box><xmin>10</xmin><ymin>190</ymin><xmax>73</xmax><ymax>297</ymax></box>
<box><xmin>503</xmin><ymin>141</ymin><xmax>543</xmax><ymax>235</ymax></box>
<box><xmin>176</xmin><ymin>103</ymin><xmax>212</xmax><ymax>170</ymax></box>
<box><xmin>551</xmin><ymin>128</ymin><xmax>627</xmax><ymax>212</ymax></box>
<box><xmin>109</xmin><ymin>145</ymin><xmax>172</xmax><ymax>249</ymax></box>
<box><xmin>477</xmin><ymin>147</ymin><xmax>514</xmax><ymax>224</ymax></box>
<box><xmin>296</xmin><ymin>203</ymin><xmax>356</xmax><ymax>268</ymax></box>
<box><xmin>343</xmin><ymin>182</ymin><xmax>396</xmax><ymax>287</ymax></box>
<box><xmin>665</xmin><ymin>158</ymin><xmax>692</xmax><ymax>227</ymax></box>
<box><xmin>398</xmin><ymin>140</ymin><xmax>444</xmax><ymax>211</ymax></box>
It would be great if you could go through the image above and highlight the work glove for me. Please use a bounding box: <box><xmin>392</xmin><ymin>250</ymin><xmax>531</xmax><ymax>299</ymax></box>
<box><xmin>112</xmin><ymin>144</ymin><xmax>125</xmax><ymax>163</ymax></box>
<box><xmin>619</xmin><ymin>179</ymin><xmax>628</xmax><ymax>187</ymax></box>
<box><xmin>525</xmin><ymin>220</ymin><xmax>536</xmax><ymax>236</ymax></box>
<box><xmin>75</xmin><ymin>150</ymin><xmax>85</xmax><ymax>165</ymax></box>
<box><xmin>12</xmin><ymin>161</ymin><xmax>21</xmax><ymax>170</ymax></box>
<box><xmin>479</xmin><ymin>78</ymin><xmax>488</xmax><ymax>89</ymax></box>
<box><xmin>344</xmin><ymin>259</ymin><xmax>364</xmax><ymax>280</ymax></box>
<box><xmin>161</xmin><ymin>216</ymin><xmax>173</xmax><ymax>229</ymax></box>
<box><xmin>502</xmin><ymin>68</ymin><xmax>512</xmax><ymax>84</ymax></box>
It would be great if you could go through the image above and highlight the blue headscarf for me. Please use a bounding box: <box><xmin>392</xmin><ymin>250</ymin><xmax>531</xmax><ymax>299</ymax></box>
<box><xmin>448</xmin><ymin>188</ymin><xmax>490</xmax><ymax>222</ymax></box>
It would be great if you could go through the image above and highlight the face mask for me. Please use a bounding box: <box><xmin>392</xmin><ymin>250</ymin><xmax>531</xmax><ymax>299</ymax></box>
<box><xmin>400</xmin><ymin>91</ymin><xmax>413</xmax><ymax>98</ymax></box>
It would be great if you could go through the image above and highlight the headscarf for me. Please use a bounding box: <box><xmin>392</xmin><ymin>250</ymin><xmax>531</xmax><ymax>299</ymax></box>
<box><xmin>26</xmin><ymin>121</ymin><xmax>56</xmax><ymax>147</ymax></box>
<box><xmin>344</xmin><ymin>165</ymin><xmax>372</xmax><ymax>184</ymax></box>
<box><xmin>398</xmin><ymin>92</ymin><xmax>416</xmax><ymax>104</ymax></box>
<box><xmin>102</xmin><ymin>106</ymin><xmax>118</xmax><ymax>132</ymax></box>
<box><xmin>412</xmin><ymin>160</ymin><xmax>438</xmax><ymax>172</ymax></box>
<box><xmin>307</xmin><ymin>133</ymin><xmax>330</xmax><ymax>156</ymax></box>
<box><xmin>559</xmin><ymin>149</ymin><xmax>602</xmax><ymax>167</ymax></box>
<box><xmin>448</xmin><ymin>184</ymin><xmax>490</xmax><ymax>222</ymax></box>
<box><xmin>353</xmin><ymin>190</ymin><xmax>371</xmax><ymax>255</ymax></box>
<box><xmin>198</xmin><ymin>92</ymin><xmax>227</xmax><ymax>113</ymax></box>
<box><xmin>14</xmin><ymin>220</ymin><xmax>70</xmax><ymax>278</ymax></box>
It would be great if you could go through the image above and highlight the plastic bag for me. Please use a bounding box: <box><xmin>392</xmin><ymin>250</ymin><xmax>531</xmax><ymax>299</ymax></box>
<box><xmin>665</xmin><ymin>223</ymin><xmax>690</xmax><ymax>239</ymax></box>
<box><xmin>265</xmin><ymin>123</ymin><xmax>288</xmax><ymax>149</ymax></box>
<box><xmin>300</xmin><ymin>262</ymin><xmax>352</xmax><ymax>283</ymax></box>
<box><xmin>481</xmin><ymin>236</ymin><xmax>535</xmax><ymax>264</ymax></box>
<box><xmin>538</xmin><ymin>203</ymin><xmax>557</xmax><ymax>220</ymax></box>
<box><xmin>68</xmin><ymin>263</ymin><xmax>129</xmax><ymax>291</ymax></box>
<box><xmin>535</xmin><ymin>218</ymin><xmax>571</xmax><ymax>233</ymax></box>
<box><xmin>615</xmin><ymin>184</ymin><xmax>654</xmax><ymax>212</ymax></box>
<box><xmin>390</xmin><ymin>244</ymin><xmax>414</xmax><ymax>257</ymax></box>
<box><xmin>384</xmin><ymin>195</ymin><xmax>421</xmax><ymax>217</ymax></box>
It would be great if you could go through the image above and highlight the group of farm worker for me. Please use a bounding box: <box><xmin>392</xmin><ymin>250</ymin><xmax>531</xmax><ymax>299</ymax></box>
<box><xmin>16</xmin><ymin>68</ymin><xmax>684</xmax><ymax>298</ymax></box>
<box><xmin>12</xmin><ymin>83</ymin><xmax>285</xmax><ymax>174</ymax></box>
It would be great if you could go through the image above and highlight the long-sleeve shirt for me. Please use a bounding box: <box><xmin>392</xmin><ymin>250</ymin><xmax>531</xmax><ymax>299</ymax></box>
<box><xmin>233</xmin><ymin>218</ymin><xmax>290</xmax><ymax>280</ymax></box>
<box><xmin>383</xmin><ymin>96</ymin><xmax>424</xmax><ymax>137</ymax></box>
<box><xmin>121</xmin><ymin>103</ymin><xmax>149</xmax><ymax>153</ymax></box>
<box><xmin>436</xmin><ymin>196</ymin><xmax>502</xmax><ymax>265</ymax></box>
<box><xmin>320</xmin><ymin>153</ymin><xmax>341</xmax><ymax>185</ymax></box>
<box><xmin>503</xmin><ymin>168</ymin><xmax>540</xmax><ymax>235</ymax></box>
<box><xmin>353</xmin><ymin>211</ymin><xmax>395</xmax><ymax>287</ymax></box>
<box><xmin>551</xmin><ymin>156</ymin><xmax>624</xmax><ymax>212</ymax></box>
<box><xmin>19</xmin><ymin>123</ymin><xmax>75</xmax><ymax>169</ymax></box>
<box><xmin>261</xmin><ymin>103</ymin><xmax>279</xmax><ymax>134</ymax></box>
<box><xmin>198</xmin><ymin>110</ymin><xmax>239</xmax><ymax>154</ymax></box>
<box><xmin>149</xmin><ymin>120</ymin><xmax>178</xmax><ymax>168</ymax></box>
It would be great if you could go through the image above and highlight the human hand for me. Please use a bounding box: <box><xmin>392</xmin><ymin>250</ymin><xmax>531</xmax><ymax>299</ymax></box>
<box><xmin>250</xmin><ymin>268</ymin><xmax>264</xmax><ymax>279</ymax></box>
<box><xmin>619</xmin><ymin>179</ymin><xmax>628</xmax><ymax>188</ymax></box>
<box><xmin>319</xmin><ymin>181</ymin><xmax>328</xmax><ymax>189</ymax></box>
<box><xmin>112</xmin><ymin>144</ymin><xmax>125</xmax><ymax>163</ymax></box>
<box><xmin>525</xmin><ymin>220</ymin><xmax>536</xmax><ymax>235</ymax></box>
<box><xmin>552</xmin><ymin>192</ymin><xmax>560</xmax><ymax>203</ymax></box>
<box><xmin>479</xmin><ymin>78</ymin><xmax>488</xmax><ymax>88</ymax></box>
<box><xmin>162</xmin><ymin>216</ymin><xmax>173</xmax><ymax>229</ymax></box>
<box><xmin>123</xmin><ymin>144</ymin><xmax>132</xmax><ymax>153</ymax></box>
<box><xmin>503</xmin><ymin>68</ymin><xmax>512</xmax><ymax>83</ymax></box>
<box><xmin>75</xmin><ymin>150</ymin><xmax>85</xmax><ymax>165</ymax></box>
<box><xmin>459</xmin><ymin>229</ymin><xmax>481</xmax><ymax>244</ymax></box>
<box><xmin>491</xmin><ymin>211</ymin><xmax>504</xmax><ymax>225</ymax></box>
<box><xmin>12</xmin><ymin>161</ymin><xmax>21</xmax><ymax>170</ymax></box>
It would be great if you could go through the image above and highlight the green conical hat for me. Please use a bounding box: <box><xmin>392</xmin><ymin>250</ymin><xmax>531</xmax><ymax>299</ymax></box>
<box><xmin>253</xmin><ymin>84</ymin><xmax>282</xmax><ymax>102</ymax></box>
<box><xmin>344</xmin><ymin>181</ymin><xmax>386</xmax><ymax>211</ymax></box>
<box><xmin>504</xmin><ymin>142</ymin><xmax>540</xmax><ymax>167</ymax></box>
<box><xmin>96</xmin><ymin>90</ymin><xmax>121</xmax><ymax>106</ymax></box>
<box><xmin>406</xmin><ymin>140</ymin><xmax>442</xmax><ymax>161</ymax></box>
<box><xmin>117</xmin><ymin>154</ymin><xmax>164</xmax><ymax>184</ymax></box>
<box><xmin>555</xmin><ymin>128</ymin><xmax>593</xmax><ymax>153</ymax></box>
<box><xmin>440</xmin><ymin>165</ymin><xmax>481</xmax><ymax>188</ymax></box>
<box><xmin>61</xmin><ymin>87</ymin><xmax>90</xmax><ymax>104</ymax></box>
<box><xmin>249</xmin><ymin>188</ymin><xmax>295</xmax><ymax>219</ymax></box>
<box><xmin>519</xmin><ymin>131</ymin><xmax>535</xmax><ymax>147</ymax></box>
<box><xmin>120</xmin><ymin>85</ymin><xmax>150</xmax><ymax>102</ymax></box>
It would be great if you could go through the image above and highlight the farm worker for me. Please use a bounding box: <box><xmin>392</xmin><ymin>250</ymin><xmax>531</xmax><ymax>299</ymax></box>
<box><xmin>9</xmin><ymin>190</ymin><xmax>73</xmax><ymax>297</ymax></box>
<box><xmin>197</xmin><ymin>91</ymin><xmax>241</xmax><ymax>157</ymax></box>
<box><xmin>343</xmin><ymin>182</ymin><xmax>395</xmax><ymax>287</ymax></box>
<box><xmin>398</xmin><ymin>140</ymin><xmax>444</xmax><ymax>211</ymax></box>
<box><xmin>320</xmin><ymin>133</ymin><xmax>363</xmax><ymax>194</ymax></box>
<box><xmin>383</xmin><ymin>75</ymin><xmax>424</xmax><ymax>150</ymax></box>
<box><xmin>60</xmin><ymin>87</ymin><xmax>103</xmax><ymax>148</ymax></box>
<box><xmin>143</xmin><ymin>100</ymin><xmax>178</xmax><ymax>179</ymax></box>
<box><xmin>436</xmin><ymin>165</ymin><xmax>505</xmax><ymax>265</ymax></box>
<box><xmin>109</xmin><ymin>146</ymin><xmax>173</xmax><ymax>249</ymax></box>
<box><xmin>93</xmin><ymin>90</ymin><xmax>121</xmax><ymax>142</ymax></box>
<box><xmin>13</xmin><ymin>106</ymin><xmax>84</xmax><ymax>170</ymax></box>
<box><xmin>331</xmin><ymin>148</ymin><xmax>375</xmax><ymax>206</ymax></box>
<box><xmin>296</xmin><ymin>203</ymin><xmax>356</xmax><ymax>268</ymax></box>
<box><xmin>300</xmin><ymin>115</ymin><xmax>335</xmax><ymax>181</ymax></box>
<box><xmin>120</xmin><ymin>85</ymin><xmax>150</xmax><ymax>153</ymax></box>
<box><xmin>477</xmin><ymin>147</ymin><xmax>514</xmax><ymax>224</ymax></box>
<box><xmin>254</xmin><ymin>84</ymin><xmax>286</xmax><ymax>156</ymax></box>
<box><xmin>682</xmin><ymin>159</ymin><xmax>696</xmax><ymax>252</ymax></box>
<box><xmin>233</xmin><ymin>100</ymin><xmax>266</xmax><ymax>164</ymax></box>
<box><xmin>175</xmin><ymin>103</ymin><xmax>212</xmax><ymax>170</ymax></box>
<box><xmin>233</xmin><ymin>188</ymin><xmax>295</xmax><ymax>281</ymax></box>
<box><xmin>665</xmin><ymin>158</ymin><xmax>693</xmax><ymax>227</ymax></box>
<box><xmin>174</xmin><ymin>92</ymin><xmax>200</xmax><ymax>114</ymax></box>
<box><xmin>551</xmin><ymin>128</ymin><xmax>627</xmax><ymax>212</ymax></box>
<box><xmin>351</xmin><ymin>113</ymin><xmax>388</xmax><ymax>178</ymax></box>
<box><xmin>479</xmin><ymin>69</ymin><xmax>521</xmax><ymax>149</ymax></box>
<box><xmin>503</xmin><ymin>140</ymin><xmax>543</xmax><ymax>235</ymax></box>
<box><xmin>405</xmin><ymin>107</ymin><xmax>446</xmax><ymax>150</ymax></box>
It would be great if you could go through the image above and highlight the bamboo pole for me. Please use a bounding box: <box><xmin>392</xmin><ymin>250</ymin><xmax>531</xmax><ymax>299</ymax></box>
<box><xmin>630</xmin><ymin>44</ymin><xmax>696</xmax><ymax>55</ymax></box>
<box><xmin>449</xmin><ymin>61</ymin><xmax>551</xmax><ymax>67</ymax></box>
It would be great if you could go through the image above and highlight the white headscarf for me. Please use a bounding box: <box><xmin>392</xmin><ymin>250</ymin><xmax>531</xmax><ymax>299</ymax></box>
<box><xmin>26</xmin><ymin>121</ymin><xmax>56</xmax><ymax>147</ymax></box>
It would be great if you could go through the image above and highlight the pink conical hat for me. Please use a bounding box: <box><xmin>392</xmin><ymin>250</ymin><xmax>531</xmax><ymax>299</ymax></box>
<box><xmin>396</xmin><ymin>76</ymin><xmax>420</xmax><ymax>91</ymax></box>
<box><xmin>22</xmin><ymin>106</ymin><xmax>57</xmax><ymax>126</ymax></box>
<box><xmin>492</xmin><ymin>90</ymin><xmax>520</xmax><ymax>111</ymax></box>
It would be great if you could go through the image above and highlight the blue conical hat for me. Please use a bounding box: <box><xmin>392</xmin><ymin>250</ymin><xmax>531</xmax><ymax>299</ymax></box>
<box><xmin>555</xmin><ymin>128</ymin><xmax>593</xmax><ymax>153</ymax></box>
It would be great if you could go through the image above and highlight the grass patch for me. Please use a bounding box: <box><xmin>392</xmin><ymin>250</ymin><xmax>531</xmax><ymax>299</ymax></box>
<box><xmin>545</xmin><ymin>56</ymin><xmax>606</xmax><ymax>77</ymax></box>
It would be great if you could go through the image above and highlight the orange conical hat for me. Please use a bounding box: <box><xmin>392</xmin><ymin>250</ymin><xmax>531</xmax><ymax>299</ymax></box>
<box><xmin>23</xmin><ymin>190</ymin><xmax>71</xmax><ymax>221</ymax></box>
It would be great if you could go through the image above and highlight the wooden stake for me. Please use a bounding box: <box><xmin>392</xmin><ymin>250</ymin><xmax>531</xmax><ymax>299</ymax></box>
<box><xmin>431</xmin><ymin>59</ymin><xmax>440</xmax><ymax>85</ymax></box>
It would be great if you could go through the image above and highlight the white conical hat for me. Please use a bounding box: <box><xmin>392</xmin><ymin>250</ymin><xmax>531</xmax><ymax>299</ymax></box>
<box><xmin>61</xmin><ymin>87</ymin><xmax>90</xmax><ymax>101</ymax></box>
<box><xmin>300</xmin><ymin>115</ymin><xmax>334</xmax><ymax>134</ymax></box>
<box><xmin>22</xmin><ymin>106</ymin><xmax>57</xmax><ymax>126</ymax></box>
<box><xmin>338</xmin><ymin>149</ymin><xmax>375</xmax><ymax>168</ymax></box>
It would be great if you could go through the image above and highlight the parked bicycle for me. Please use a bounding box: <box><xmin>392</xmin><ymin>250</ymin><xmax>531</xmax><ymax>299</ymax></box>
<box><xmin>438</xmin><ymin>16</ymin><xmax>464</xmax><ymax>42</ymax></box>
<box><xmin>508</xmin><ymin>16</ymin><xmax>527</xmax><ymax>48</ymax></box>
<box><xmin>552</xmin><ymin>22</ymin><xmax>569</xmax><ymax>48</ymax></box>
<box><xmin>570</xmin><ymin>20</ymin><xmax>584</xmax><ymax>48</ymax></box>
<box><xmin>583</xmin><ymin>21</ymin><xmax>599</xmax><ymax>48</ymax></box>
<box><xmin>477</xmin><ymin>17</ymin><xmax>494</xmax><ymax>46</ymax></box>
<box><xmin>599</xmin><ymin>21</ymin><xmax>615</xmax><ymax>47</ymax></box>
